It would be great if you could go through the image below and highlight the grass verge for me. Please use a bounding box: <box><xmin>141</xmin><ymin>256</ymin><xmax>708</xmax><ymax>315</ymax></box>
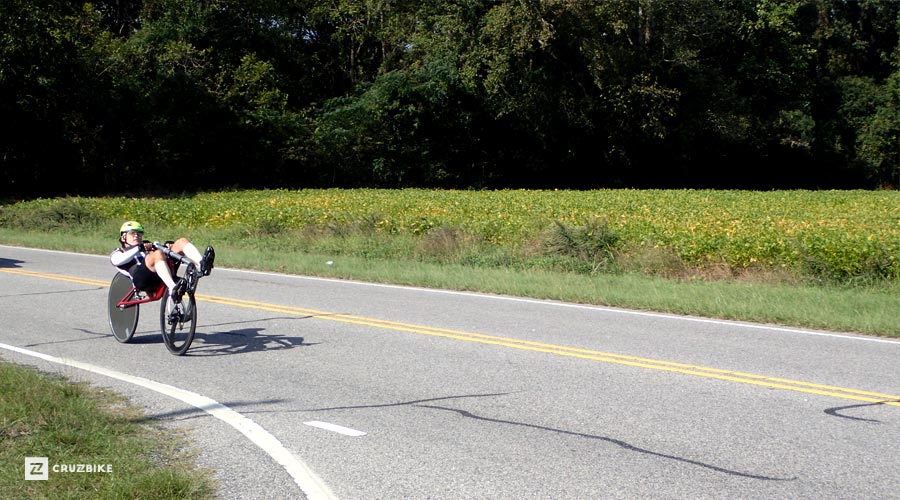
<box><xmin>1</xmin><ymin>226</ymin><xmax>899</xmax><ymax>337</ymax></box>
<box><xmin>0</xmin><ymin>361</ymin><xmax>215</xmax><ymax>500</ymax></box>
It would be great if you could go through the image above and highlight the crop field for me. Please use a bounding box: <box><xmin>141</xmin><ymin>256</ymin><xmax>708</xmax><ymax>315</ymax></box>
<box><xmin>3</xmin><ymin>189</ymin><xmax>899</xmax><ymax>281</ymax></box>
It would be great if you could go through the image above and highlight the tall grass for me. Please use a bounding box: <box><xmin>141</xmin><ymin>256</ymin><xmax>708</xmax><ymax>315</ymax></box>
<box><xmin>0</xmin><ymin>362</ymin><xmax>215</xmax><ymax>499</ymax></box>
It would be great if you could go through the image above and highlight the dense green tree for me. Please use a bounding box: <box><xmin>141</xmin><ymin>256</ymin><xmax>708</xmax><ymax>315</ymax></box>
<box><xmin>97</xmin><ymin>0</ymin><xmax>310</xmax><ymax>189</ymax></box>
<box><xmin>0</xmin><ymin>1</ymin><xmax>114</xmax><ymax>196</ymax></box>
<box><xmin>2</xmin><ymin>0</ymin><xmax>899</xmax><ymax>197</ymax></box>
<box><xmin>829</xmin><ymin>1</ymin><xmax>900</xmax><ymax>186</ymax></box>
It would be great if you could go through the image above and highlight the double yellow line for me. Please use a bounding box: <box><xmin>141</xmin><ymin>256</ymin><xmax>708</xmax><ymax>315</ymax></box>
<box><xmin>4</xmin><ymin>267</ymin><xmax>900</xmax><ymax>408</ymax></box>
<box><xmin>3</xmin><ymin>268</ymin><xmax>111</xmax><ymax>287</ymax></box>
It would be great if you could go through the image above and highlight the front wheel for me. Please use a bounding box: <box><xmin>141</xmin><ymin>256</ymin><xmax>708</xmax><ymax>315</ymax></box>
<box><xmin>108</xmin><ymin>273</ymin><xmax>139</xmax><ymax>343</ymax></box>
<box><xmin>160</xmin><ymin>292</ymin><xmax>196</xmax><ymax>355</ymax></box>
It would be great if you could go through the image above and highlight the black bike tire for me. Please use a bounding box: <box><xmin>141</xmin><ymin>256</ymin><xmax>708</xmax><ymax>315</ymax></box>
<box><xmin>159</xmin><ymin>292</ymin><xmax>196</xmax><ymax>355</ymax></box>
<box><xmin>108</xmin><ymin>273</ymin><xmax>139</xmax><ymax>343</ymax></box>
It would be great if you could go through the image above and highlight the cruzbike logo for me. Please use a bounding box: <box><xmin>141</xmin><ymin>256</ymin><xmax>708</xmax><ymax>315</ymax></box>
<box><xmin>53</xmin><ymin>463</ymin><xmax>113</xmax><ymax>473</ymax></box>
<box><xmin>25</xmin><ymin>457</ymin><xmax>48</xmax><ymax>480</ymax></box>
<box><xmin>24</xmin><ymin>457</ymin><xmax>113</xmax><ymax>480</ymax></box>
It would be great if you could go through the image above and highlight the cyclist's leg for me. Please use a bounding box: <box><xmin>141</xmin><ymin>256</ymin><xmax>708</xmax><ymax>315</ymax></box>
<box><xmin>170</xmin><ymin>238</ymin><xmax>203</xmax><ymax>266</ymax></box>
<box><xmin>171</xmin><ymin>237</ymin><xmax>213</xmax><ymax>277</ymax></box>
<box><xmin>144</xmin><ymin>250</ymin><xmax>177</xmax><ymax>292</ymax></box>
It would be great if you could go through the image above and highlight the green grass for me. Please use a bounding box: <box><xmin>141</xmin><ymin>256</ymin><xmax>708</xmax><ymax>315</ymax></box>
<box><xmin>1</xmin><ymin>224</ymin><xmax>899</xmax><ymax>337</ymax></box>
<box><xmin>2</xmin><ymin>189</ymin><xmax>899</xmax><ymax>336</ymax></box>
<box><xmin>0</xmin><ymin>362</ymin><xmax>215</xmax><ymax>500</ymax></box>
<box><xmin>220</xmin><ymin>246</ymin><xmax>900</xmax><ymax>336</ymax></box>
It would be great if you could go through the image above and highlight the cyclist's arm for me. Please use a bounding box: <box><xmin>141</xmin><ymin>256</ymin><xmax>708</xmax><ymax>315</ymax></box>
<box><xmin>110</xmin><ymin>246</ymin><xmax>141</xmax><ymax>268</ymax></box>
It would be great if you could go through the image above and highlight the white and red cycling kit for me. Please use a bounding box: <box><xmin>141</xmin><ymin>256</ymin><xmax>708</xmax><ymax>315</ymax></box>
<box><xmin>110</xmin><ymin>245</ymin><xmax>161</xmax><ymax>291</ymax></box>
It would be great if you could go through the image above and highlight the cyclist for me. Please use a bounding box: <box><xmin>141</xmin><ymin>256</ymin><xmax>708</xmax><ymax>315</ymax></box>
<box><xmin>109</xmin><ymin>221</ymin><xmax>214</xmax><ymax>297</ymax></box>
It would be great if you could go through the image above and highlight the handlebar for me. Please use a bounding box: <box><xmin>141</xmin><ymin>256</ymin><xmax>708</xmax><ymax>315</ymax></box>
<box><xmin>152</xmin><ymin>241</ymin><xmax>194</xmax><ymax>265</ymax></box>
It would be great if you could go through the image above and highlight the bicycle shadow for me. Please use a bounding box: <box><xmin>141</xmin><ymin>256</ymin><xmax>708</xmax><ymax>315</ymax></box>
<box><xmin>0</xmin><ymin>258</ymin><xmax>25</xmax><ymax>268</ymax></box>
<box><xmin>186</xmin><ymin>318</ymin><xmax>316</xmax><ymax>356</ymax></box>
<box><xmin>90</xmin><ymin>317</ymin><xmax>314</xmax><ymax>354</ymax></box>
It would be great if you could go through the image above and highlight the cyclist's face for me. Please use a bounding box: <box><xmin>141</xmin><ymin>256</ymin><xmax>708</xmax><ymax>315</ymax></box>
<box><xmin>124</xmin><ymin>231</ymin><xmax>143</xmax><ymax>246</ymax></box>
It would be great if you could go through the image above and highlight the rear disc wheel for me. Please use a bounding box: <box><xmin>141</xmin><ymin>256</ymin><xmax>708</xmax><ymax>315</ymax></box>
<box><xmin>108</xmin><ymin>273</ymin><xmax>139</xmax><ymax>343</ymax></box>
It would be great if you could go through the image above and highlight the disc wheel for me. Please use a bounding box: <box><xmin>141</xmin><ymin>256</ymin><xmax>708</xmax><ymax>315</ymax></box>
<box><xmin>108</xmin><ymin>273</ymin><xmax>139</xmax><ymax>343</ymax></box>
<box><xmin>160</xmin><ymin>291</ymin><xmax>196</xmax><ymax>355</ymax></box>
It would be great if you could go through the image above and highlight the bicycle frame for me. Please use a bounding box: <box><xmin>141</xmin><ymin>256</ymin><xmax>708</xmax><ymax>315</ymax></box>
<box><xmin>114</xmin><ymin>278</ymin><xmax>168</xmax><ymax>308</ymax></box>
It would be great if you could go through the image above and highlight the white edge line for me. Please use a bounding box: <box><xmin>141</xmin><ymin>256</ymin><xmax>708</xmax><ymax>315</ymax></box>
<box><xmin>304</xmin><ymin>421</ymin><xmax>367</xmax><ymax>437</ymax></box>
<box><xmin>0</xmin><ymin>342</ymin><xmax>338</xmax><ymax>500</ymax></box>
<box><xmin>3</xmin><ymin>245</ymin><xmax>899</xmax><ymax>345</ymax></box>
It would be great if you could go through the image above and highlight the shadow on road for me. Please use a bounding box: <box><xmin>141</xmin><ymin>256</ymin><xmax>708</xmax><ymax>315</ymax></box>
<box><xmin>300</xmin><ymin>391</ymin><xmax>796</xmax><ymax>482</ymax></box>
<box><xmin>24</xmin><ymin>317</ymin><xmax>313</xmax><ymax>354</ymax></box>
<box><xmin>417</xmin><ymin>402</ymin><xmax>795</xmax><ymax>481</ymax></box>
<box><xmin>824</xmin><ymin>400</ymin><xmax>900</xmax><ymax>423</ymax></box>
<box><xmin>136</xmin><ymin>398</ymin><xmax>292</xmax><ymax>423</ymax></box>
<box><xmin>298</xmin><ymin>392</ymin><xmax>515</xmax><ymax>412</ymax></box>
<box><xmin>89</xmin><ymin>327</ymin><xmax>313</xmax><ymax>355</ymax></box>
<box><xmin>185</xmin><ymin>316</ymin><xmax>316</xmax><ymax>356</ymax></box>
<box><xmin>1</xmin><ymin>286</ymin><xmax>104</xmax><ymax>299</ymax></box>
<box><xmin>0</xmin><ymin>258</ymin><xmax>25</xmax><ymax>268</ymax></box>
<box><xmin>24</xmin><ymin>327</ymin><xmax>128</xmax><ymax>348</ymax></box>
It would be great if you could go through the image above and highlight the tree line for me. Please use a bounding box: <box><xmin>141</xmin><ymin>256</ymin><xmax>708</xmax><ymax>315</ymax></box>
<box><xmin>2</xmin><ymin>0</ymin><xmax>899</xmax><ymax>197</ymax></box>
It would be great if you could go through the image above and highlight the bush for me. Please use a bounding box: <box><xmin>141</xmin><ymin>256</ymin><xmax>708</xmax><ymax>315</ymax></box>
<box><xmin>539</xmin><ymin>219</ymin><xmax>620</xmax><ymax>271</ymax></box>
<box><xmin>0</xmin><ymin>198</ymin><xmax>103</xmax><ymax>230</ymax></box>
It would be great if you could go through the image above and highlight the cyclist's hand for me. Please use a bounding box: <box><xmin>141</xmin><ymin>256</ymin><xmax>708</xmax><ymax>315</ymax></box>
<box><xmin>143</xmin><ymin>241</ymin><xmax>155</xmax><ymax>252</ymax></box>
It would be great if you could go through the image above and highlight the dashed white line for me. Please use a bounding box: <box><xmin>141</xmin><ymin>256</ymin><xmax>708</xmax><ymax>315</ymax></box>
<box><xmin>304</xmin><ymin>421</ymin><xmax>367</xmax><ymax>437</ymax></box>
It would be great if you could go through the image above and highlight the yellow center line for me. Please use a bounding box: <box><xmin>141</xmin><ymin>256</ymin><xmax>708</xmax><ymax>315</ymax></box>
<box><xmin>2</xmin><ymin>268</ymin><xmax>111</xmax><ymax>287</ymax></box>
<box><xmin>5</xmin><ymin>268</ymin><xmax>900</xmax><ymax>408</ymax></box>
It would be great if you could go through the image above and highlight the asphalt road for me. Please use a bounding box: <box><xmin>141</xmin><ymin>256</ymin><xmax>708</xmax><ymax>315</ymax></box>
<box><xmin>1</xmin><ymin>245</ymin><xmax>899</xmax><ymax>499</ymax></box>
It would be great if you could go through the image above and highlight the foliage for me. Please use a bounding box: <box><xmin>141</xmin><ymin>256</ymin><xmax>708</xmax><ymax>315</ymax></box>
<box><xmin>845</xmin><ymin>71</ymin><xmax>900</xmax><ymax>185</ymax></box>
<box><xmin>0</xmin><ymin>197</ymin><xmax>104</xmax><ymax>229</ymax></box>
<box><xmin>540</xmin><ymin>219</ymin><xmax>621</xmax><ymax>273</ymax></box>
<box><xmin>313</xmin><ymin>61</ymin><xmax>481</xmax><ymax>187</ymax></box>
<box><xmin>3</xmin><ymin>189</ymin><xmax>898</xmax><ymax>285</ymax></box>
<box><xmin>1</xmin><ymin>1</ymin><xmax>899</xmax><ymax>196</ymax></box>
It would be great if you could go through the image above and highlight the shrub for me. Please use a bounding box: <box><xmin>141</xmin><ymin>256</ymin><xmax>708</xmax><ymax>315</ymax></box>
<box><xmin>540</xmin><ymin>219</ymin><xmax>620</xmax><ymax>270</ymax></box>
<box><xmin>0</xmin><ymin>198</ymin><xmax>102</xmax><ymax>230</ymax></box>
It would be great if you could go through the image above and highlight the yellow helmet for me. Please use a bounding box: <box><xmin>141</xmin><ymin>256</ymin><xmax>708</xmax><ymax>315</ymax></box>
<box><xmin>119</xmin><ymin>220</ymin><xmax>144</xmax><ymax>234</ymax></box>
